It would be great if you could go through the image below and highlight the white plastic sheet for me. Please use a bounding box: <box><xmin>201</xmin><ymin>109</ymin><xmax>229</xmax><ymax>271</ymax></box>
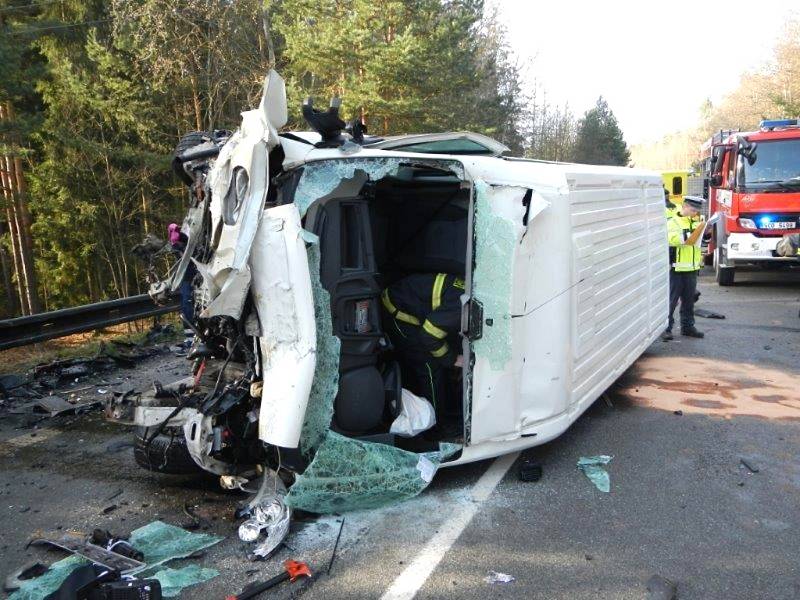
<box><xmin>390</xmin><ymin>389</ymin><xmax>436</xmax><ymax>438</ymax></box>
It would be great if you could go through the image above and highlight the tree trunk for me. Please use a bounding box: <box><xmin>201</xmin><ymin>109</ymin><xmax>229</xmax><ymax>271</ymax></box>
<box><xmin>2</xmin><ymin>102</ymin><xmax>41</xmax><ymax>314</ymax></box>
<box><xmin>190</xmin><ymin>76</ymin><xmax>203</xmax><ymax>131</ymax></box>
<box><xmin>11</xmin><ymin>153</ymin><xmax>40</xmax><ymax>314</ymax></box>
<box><xmin>0</xmin><ymin>236</ymin><xmax>17</xmax><ymax>316</ymax></box>
<box><xmin>0</xmin><ymin>154</ymin><xmax>26</xmax><ymax>315</ymax></box>
<box><xmin>141</xmin><ymin>188</ymin><xmax>149</xmax><ymax>234</ymax></box>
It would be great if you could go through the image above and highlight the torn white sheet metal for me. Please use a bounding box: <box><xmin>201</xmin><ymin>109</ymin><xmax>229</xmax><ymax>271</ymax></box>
<box><xmin>132</xmin><ymin>406</ymin><xmax>195</xmax><ymax>428</ymax></box>
<box><xmin>199</xmin><ymin>71</ymin><xmax>288</xmax><ymax>319</ymax></box>
<box><xmin>169</xmin><ymin>200</ymin><xmax>207</xmax><ymax>293</ymax></box>
<box><xmin>183</xmin><ymin>411</ymin><xmax>237</xmax><ymax>475</ymax></box>
<box><xmin>250</xmin><ymin>203</ymin><xmax>316</xmax><ymax>448</ymax></box>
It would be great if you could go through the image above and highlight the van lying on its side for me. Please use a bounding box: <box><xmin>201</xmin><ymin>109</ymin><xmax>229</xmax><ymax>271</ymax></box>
<box><xmin>108</xmin><ymin>71</ymin><xmax>667</xmax><ymax>541</ymax></box>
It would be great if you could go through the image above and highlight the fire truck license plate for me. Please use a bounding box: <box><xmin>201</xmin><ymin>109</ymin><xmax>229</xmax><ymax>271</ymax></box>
<box><xmin>763</xmin><ymin>221</ymin><xmax>795</xmax><ymax>229</ymax></box>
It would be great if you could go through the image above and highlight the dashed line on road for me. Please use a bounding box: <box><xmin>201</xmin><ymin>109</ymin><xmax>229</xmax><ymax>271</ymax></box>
<box><xmin>380</xmin><ymin>451</ymin><xmax>520</xmax><ymax>600</ymax></box>
<box><xmin>0</xmin><ymin>428</ymin><xmax>60</xmax><ymax>456</ymax></box>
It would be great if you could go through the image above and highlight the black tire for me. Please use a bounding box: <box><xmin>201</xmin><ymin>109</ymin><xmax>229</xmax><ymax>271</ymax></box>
<box><xmin>175</xmin><ymin>130</ymin><xmax>211</xmax><ymax>156</ymax></box>
<box><xmin>172</xmin><ymin>131</ymin><xmax>211</xmax><ymax>186</ymax></box>
<box><xmin>133</xmin><ymin>427</ymin><xmax>204</xmax><ymax>475</ymax></box>
<box><xmin>714</xmin><ymin>248</ymin><xmax>735</xmax><ymax>286</ymax></box>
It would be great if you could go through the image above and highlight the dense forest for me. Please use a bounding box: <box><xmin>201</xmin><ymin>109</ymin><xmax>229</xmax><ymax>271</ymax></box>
<box><xmin>0</xmin><ymin>0</ymin><xmax>627</xmax><ymax>318</ymax></box>
<box><xmin>631</xmin><ymin>19</ymin><xmax>800</xmax><ymax>170</ymax></box>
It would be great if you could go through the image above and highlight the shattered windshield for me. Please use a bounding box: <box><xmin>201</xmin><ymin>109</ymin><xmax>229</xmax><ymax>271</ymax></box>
<box><xmin>740</xmin><ymin>139</ymin><xmax>800</xmax><ymax>191</ymax></box>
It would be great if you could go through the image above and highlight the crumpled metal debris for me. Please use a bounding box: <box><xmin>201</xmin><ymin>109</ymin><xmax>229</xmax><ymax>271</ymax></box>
<box><xmin>577</xmin><ymin>455</ymin><xmax>613</xmax><ymax>492</ymax></box>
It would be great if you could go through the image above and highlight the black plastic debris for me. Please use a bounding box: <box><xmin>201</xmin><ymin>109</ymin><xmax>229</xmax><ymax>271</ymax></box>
<box><xmin>740</xmin><ymin>458</ymin><xmax>760</xmax><ymax>473</ymax></box>
<box><xmin>0</xmin><ymin>373</ymin><xmax>28</xmax><ymax>396</ymax></box>
<box><xmin>90</xmin><ymin>529</ymin><xmax>144</xmax><ymax>563</ymax></box>
<box><xmin>518</xmin><ymin>459</ymin><xmax>543</xmax><ymax>482</ymax></box>
<box><xmin>694</xmin><ymin>308</ymin><xmax>725</xmax><ymax>319</ymax></box>
<box><xmin>45</xmin><ymin>563</ymin><xmax>163</xmax><ymax>600</ymax></box>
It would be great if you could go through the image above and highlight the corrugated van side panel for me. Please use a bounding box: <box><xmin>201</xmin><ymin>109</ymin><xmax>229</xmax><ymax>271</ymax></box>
<box><xmin>567</xmin><ymin>173</ymin><xmax>666</xmax><ymax>405</ymax></box>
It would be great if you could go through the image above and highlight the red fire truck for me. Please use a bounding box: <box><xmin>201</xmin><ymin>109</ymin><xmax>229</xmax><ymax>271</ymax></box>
<box><xmin>701</xmin><ymin>119</ymin><xmax>800</xmax><ymax>285</ymax></box>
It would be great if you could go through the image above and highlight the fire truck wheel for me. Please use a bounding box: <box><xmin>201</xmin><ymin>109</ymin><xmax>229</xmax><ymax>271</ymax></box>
<box><xmin>714</xmin><ymin>248</ymin><xmax>735</xmax><ymax>286</ymax></box>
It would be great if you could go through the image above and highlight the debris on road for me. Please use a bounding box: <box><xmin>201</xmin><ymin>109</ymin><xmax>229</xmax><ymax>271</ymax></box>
<box><xmin>646</xmin><ymin>574</ymin><xmax>678</xmax><ymax>599</ymax></box>
<box><xmin>90</xmin><ymin>529</ymin><xmax>144</xmax><ymax>562</ymax></box>
<box><xmin>695</xmin><ymin>308</ymin><xmax>725</xmax><ymax>319</ymax></box>
<box><xmin>3</xmin><ymin>562</ymin><xmax>49</xmax><ymax>593</ymax></box>
<box><xmin>484</xmin><ymin>571</ymin><xmax>515</xmax><ymax>584</ymax></box>
<box><xmin>577</xmin><ymin>455</ymin><xmax>613</xmax><ymax>493</ymax></box>
<box><xmin>12</xmin><ymin>521</ymin><xmax>222</xmax><ymax>599</ymax></box>
<box><xmin>326</xmin><ymin>517</ymin><xmax>345</xmax><ymax>575</ymax></box>
<box><xmin>740</xmin><ymin>458</ymin><xmax>760</xmax><ymax>473</ymax></box>
<box><xmin>226</xmin><ymin>560</ymin><xmax>312</xmax><ymax>600</ymax></box>
<box><xmin>151</xmin><ymin>564</ymin><xmax>219</xmax><ymax>598</ymax></box>
<box><xmin>518</xmin><ymin>458</ymin><xmax>543</xmax><ymax>482</ymax></box>
<box><xmin>29</xmin><ymin>531</ymin><xmax>145</xmax><ymax>573</ymax></box>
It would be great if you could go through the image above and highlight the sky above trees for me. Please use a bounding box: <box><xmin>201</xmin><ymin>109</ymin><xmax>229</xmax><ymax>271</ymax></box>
<box><xmin>496</xmin><ymin>0</ymin><xmax>799</xmax><ymax>144</ymax></box>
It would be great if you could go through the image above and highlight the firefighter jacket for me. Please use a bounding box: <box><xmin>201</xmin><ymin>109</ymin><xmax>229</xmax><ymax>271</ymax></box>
<box><xmin>667</xmin><ymin>214</ymin><xmax>703</xmax><ymax>272</ymax></box>
<box><xmin>381</xmin><ymin>273</ymin><xmax>464</xmax><ymax>365</ymax></box>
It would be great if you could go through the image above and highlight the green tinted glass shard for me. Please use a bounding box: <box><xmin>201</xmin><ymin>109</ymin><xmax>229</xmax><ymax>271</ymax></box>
<box><xmin>293</xmin><ymin>158</ymin><xmax>465</xmax><ymax>216</ymax></box>
<box><xmin>472</xmin><ymin>180</ymin><xmax>516</xmax><ymax>370</ymax></box>
<box><xmin>128</xmin><ymin>521</ymin><xmax>223</xmax><ymax>570</ymax></box>
<box><xmin>298</xmin><ymin>241</ymin><xmax>340</xmax><ymax>457</ymax></box>
<box><xmin>286</xmin><ymin>431</ymin><xmax>459</xmax><ymax>513</ymax></box>
<box><xmin>150</xmin><ymin>565</ymin><xmax>220</xmax><ymax>597</ymax></box>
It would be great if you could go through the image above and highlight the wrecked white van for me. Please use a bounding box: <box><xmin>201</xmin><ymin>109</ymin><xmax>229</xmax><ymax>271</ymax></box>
<box><xmin>109</xmin><ymin>71</ymin><xmax>667</xmax><ymax>534</ymax></box>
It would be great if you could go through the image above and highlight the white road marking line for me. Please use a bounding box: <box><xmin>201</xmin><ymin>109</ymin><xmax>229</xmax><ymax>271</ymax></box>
<box><xmin>380</xmin><ymin>451</ymin><xmax>520</xmax><ymax>600</ymax></box>
<box><xmin>0</xmin><ymin>428</ymin><xmax>60</xmax><ymax>456</ymax></box>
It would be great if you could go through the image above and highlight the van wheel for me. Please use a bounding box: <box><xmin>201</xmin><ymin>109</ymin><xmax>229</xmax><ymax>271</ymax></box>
<box><xmin>133</xmin><ymin>427</ymin><xmax>203</xmax><ymax>475</ymax></box>
<box><xmin>714</xmin><ymin>248</ymin><xmax>735</xmax><ymax>286</ymax></box>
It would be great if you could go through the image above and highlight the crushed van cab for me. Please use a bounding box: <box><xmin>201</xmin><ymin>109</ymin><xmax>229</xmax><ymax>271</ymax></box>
<box><xmin>107</xmin><ymin>71</ymin><xmax>667</xmax><ymax>555</ymax></box>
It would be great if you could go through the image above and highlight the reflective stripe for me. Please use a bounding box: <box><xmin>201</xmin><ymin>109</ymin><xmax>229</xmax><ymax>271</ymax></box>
<box><xmin>381</xmin><ymin>289</ymin><xmax>396</xmax><ymax>313</ymax></box>
<box><xmin>430</xmin><ymin>342</ymin><xmax>449</xmax><ymax>358</ymax></box>
<box><xmin>453</xmin><ymin>277</ymin><xmax>465</xmax><ymax>290</ymax></box>
<box><xmin>423</xmin><ymin>319</ymin><xmax>447</xmax><ymax>339</ymax></box>
<box><xmin>432</xmin><ymin>273</ymin><xmax>446</xmax><ymax>310</ymax></box>
<box><xmin>381</xmin><ymin>289</ymin><xmax>421</xmax><ymax>325</ymax></box>
<box><xmin>396</xmin><ymin>311</ymin><xmax>421</xmax><ymax>326</ymax></box>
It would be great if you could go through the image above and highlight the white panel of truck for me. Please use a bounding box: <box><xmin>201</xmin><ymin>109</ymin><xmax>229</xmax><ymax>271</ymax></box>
<box><xmin>454</xmin><ymin>158</ymin><xmax>666</xmax><ymax>464</ymax></box>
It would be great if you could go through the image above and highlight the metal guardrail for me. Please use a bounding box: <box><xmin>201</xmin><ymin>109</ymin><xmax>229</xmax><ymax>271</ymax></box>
<box><xmin>0</xmin><ymin>294</ymin><xmax>180</xmax><ymax>351</ymax></box>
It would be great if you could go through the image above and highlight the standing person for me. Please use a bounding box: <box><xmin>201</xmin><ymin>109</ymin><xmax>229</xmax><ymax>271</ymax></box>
<box><xmin>381</xmin><ymin>272</ymin><xmax>464</xmax><ymax>420</ymax></box>
<box><xmin>664</xmin><ymin>186</ymin><xmax>677</xmax><ymax>218</ymax></box>
<box><xmin>663</xmin><ymin>196</ymin><xmax>705</xmax><ymax>340</ymax></box>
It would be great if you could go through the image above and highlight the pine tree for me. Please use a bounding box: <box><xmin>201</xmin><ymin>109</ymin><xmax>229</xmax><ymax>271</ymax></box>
<box><xmin>271</xmin><ymin>0</ymin><xmax>526</xmax><ymax>147</ymax></box>
<box><xmin>572</xmin><ymin>97</ymin><xmax>630</xmax><ymax>166</ymax></box>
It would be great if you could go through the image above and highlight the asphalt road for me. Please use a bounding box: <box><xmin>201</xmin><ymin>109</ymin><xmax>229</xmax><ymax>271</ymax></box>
<box><xmin>1</xmin><ymin>267</ymin><xmax>799</xmax><ymax>599</ymax></box>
